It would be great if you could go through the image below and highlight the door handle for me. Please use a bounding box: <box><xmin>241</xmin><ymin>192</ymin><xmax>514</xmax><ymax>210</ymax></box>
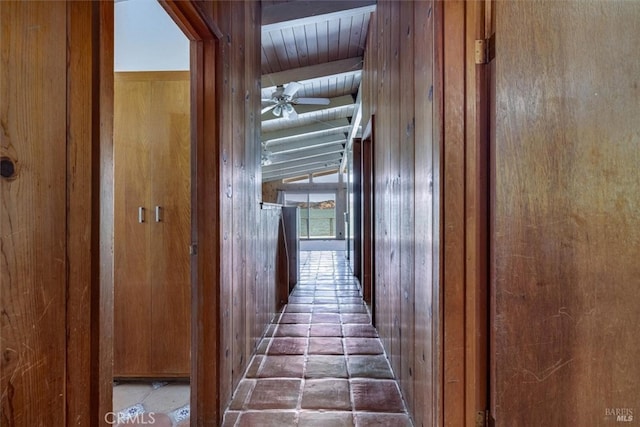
<box><xmin>155</xmin><ymin>206</ymin><xmax>162</xmax><ymax>222</ymax></box>
<box><xmin>138</xmin><ymin>206</ymin><xmax>145</xmax><ymax>223</ymax></box>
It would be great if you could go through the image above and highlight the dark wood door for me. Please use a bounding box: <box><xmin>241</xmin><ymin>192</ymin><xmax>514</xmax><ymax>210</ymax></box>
<box><xmin>490</xmin><ymin>2</ymin><xmax>640</xmax><ymax>425</ymax></box>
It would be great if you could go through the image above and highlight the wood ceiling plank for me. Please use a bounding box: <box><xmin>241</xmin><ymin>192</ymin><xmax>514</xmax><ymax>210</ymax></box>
<box><xmin>292</xmin><ymin>25</ymin><xmax>310</xmax><ymax>67</ymax></box>
<box><xmin>280</xmin><ymin>27</ymin><xmax>301</xmax><ymax>69</ymax></box>
<box><xmin>349</xmin><ymin>13</ymin><xmax>365</xmax><ymax>58</ymax></box>
<box><xmin>304</xmin><ymin>23</ymin><xmax>319</xmax><ymax>65</ymax></box>
<box><xmin>338</xmin><ymin>17</ymin><xmax>353</xmax><ymax>59</ymax></box>
<box><xmin>262</xmin><ymin>1</ymin><xmax>376</xmax><ymax>32</ymax></box>
<box><xmin>263</xmin><ymin>32</ymin><xmax>284</xmax><ymax>73</ymax></box>
<box><xmin>327</xmin><ymin>18</ymin><xmax>341</xmax><ymax>62</ymax></box>
<box><xmin>317</xmin><ymin>21</ymin><xmax>330</xmax><ymax>64</ymax></box>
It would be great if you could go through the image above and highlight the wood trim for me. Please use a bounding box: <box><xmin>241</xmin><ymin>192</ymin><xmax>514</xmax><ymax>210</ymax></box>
<box><xmin>432</xmin><ymin>0</ymin><xmax>445</xmax><ymax>424</ymax></box>
<box><xmin>159</xmin><ymin>0</ymin><xmax>223</xmax><ymax>40</ymax></box>
<box><xmin>442</xmin><ymin>1</ymin><xmax>467</xmax><ymax>425</ymax></box>
<box><xmin>190</xmin><ymin>38</ymin><xmax>221</xmax><ymax>425</ymax></box>
<box><xmin>97</xmin><ymin>2</ymin><xmax>115</xmax><ymax>425</ymax></box>
<box><xmin>464</xmin><ymin>1</ymin><xmax>490</xmax><ymax>425</ymax></box>
<box><xmin>352</xmin><ymin>138</ymin><xmax>362</xmax><ymax>281</ymax></box>
<box><xmin>67</xmin><ymin>1</ymin><xmax>103</xmax><ymax>424</ymax></box>
<box><xmin>361</xmin><ymin>116</ymin><xmax>374</xmax><ymax>310</ymax></box>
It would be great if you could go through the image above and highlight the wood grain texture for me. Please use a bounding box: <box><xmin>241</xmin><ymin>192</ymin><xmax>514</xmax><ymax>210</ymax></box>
<box><xmin>97</xmin><ymin>2</ymin><xmax>115</xmax><ymax>423</ymax></box>
<box><xmin>113</xmin><ymin>72</ymin><xmax>191</xmax><ymax>377</ymax></box>
<box><xmin>114</xmin><ymin>76</ymin><xmax>153</xmax><ymax>376</ymax></box>
<box><xmin>442</xmin><ymin>2</ymin><xmax>466</xmax><ymax>426</ymax></box>
<box><xmin>190</xmin><ymin>36</ymin><xmax>221</xmax><ymax>425</ymax></box>
<box><xmin>491</xmin><ymin>1</ymin><xmax>640</xmax><ymax>425</ymax></box>
<box><xmin>210</xmin><ymin>1</ymin><xmax>277</xmax><ymax>419</ymax></box>
<box><xmin>1</xmin><ymin>2</ymin><xmax>111</xmax><ymax>424</ymax></box>
<box><xmin>361</xmin><ymin>2</ymin><xmax>443</xmax><ymax>426</ymax></box>
<box><xmin>399</xmin><ymin>0</ymin><xmax>416</xmax><ymax>414</ymax></box>
<box><xmin>149</xmin><ymin>77</ymin><xmax>191</xmax><ymax>375</ymax></box>
<box><xmin>1</xmin><ymin>3</ymin><xmax>68</xmax><ymax>425</ymax></box>
<box><xmin>464</xmin><ymin>1</ymin><xmax>489</xmax><ymax>425</ymax></box>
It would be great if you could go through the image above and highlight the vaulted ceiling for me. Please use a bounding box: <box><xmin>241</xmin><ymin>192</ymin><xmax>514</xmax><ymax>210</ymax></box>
<box><xmin>260</xmin><ymin>0</ymin><xmax>375</xmax><ymax>182</ymax></box>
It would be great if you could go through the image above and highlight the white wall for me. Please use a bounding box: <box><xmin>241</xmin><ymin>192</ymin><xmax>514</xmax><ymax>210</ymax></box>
<box><xmin>115</xmin><ymin>0</ymin><xmax>189</xmax><ymax>71</ymax></box>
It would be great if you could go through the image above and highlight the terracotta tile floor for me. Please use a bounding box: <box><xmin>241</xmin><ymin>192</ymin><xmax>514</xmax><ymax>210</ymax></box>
<box><xmin>223</xmin><ymin>251</ymin><xmax>414</xmax><ymax>427</ymax></box>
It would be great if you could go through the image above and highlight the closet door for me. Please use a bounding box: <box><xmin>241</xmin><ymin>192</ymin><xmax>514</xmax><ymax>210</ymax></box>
<box><xmin>148</xmin><ymin>74</ymin><xmax>191</xmax><ymax>375</ymax></box>
<box><xmin>114</xmin><ymin>75</ymin><xmax>153</xmax><ymax>376</ymax></box>
<box><xmin>114</xmin><ymin>72</ymin><xmax>190</xmax><ymax>377</ymax></box>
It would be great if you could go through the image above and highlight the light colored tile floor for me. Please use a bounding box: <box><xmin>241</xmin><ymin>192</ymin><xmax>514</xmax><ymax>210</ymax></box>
<box><xmin>112</xmin><ymin>381</ymin><xmax>190</xmax><ymax>426</ymax></box>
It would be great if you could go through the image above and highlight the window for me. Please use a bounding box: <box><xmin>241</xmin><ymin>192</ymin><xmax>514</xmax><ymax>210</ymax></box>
<box><xmin>284</xmin><ymin>192</ymin><xmax>337</xmax><ymax>239</ymax></box>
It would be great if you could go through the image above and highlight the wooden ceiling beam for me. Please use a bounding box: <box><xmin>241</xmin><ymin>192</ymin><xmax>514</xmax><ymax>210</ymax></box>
<box><xmin>263</xmin><ymin>153</ymin><xmax>343</xmax><ymax>174</ymax></box>
<box><xmin>261</xmin><ymin>57</ymin><xmax>363</xmax><ymax>90</ymax></box>
<box><xmin>267</xmin><ymin>137</ymin><xmax>346</xmax><ymax>155</ymax></box>
<box><xmin>263</xmin><ymin>164</ymin><xmax>342</xmax><ymax>182</ymax></box>
<box><xmin>267</xmin><ymin>144</ymin><xmax>345</xmax><ymax>165</ymax></box>
<box><xmin>262</xmin><ymin>118</ymin><xmax>350</xmax><ymax>144</ymax></box>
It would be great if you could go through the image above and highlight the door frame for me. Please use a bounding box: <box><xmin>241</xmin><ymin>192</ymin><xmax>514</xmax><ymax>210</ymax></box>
<box><xmin>158</xmin><ymin>2</ymin><xmax>224</xmax><ymax>423</ymax></box>
<box><xmin>361</xmin><ymin>116</ymin><xmax>375</xmax><ymax>315</ymax></box>
<box><xmin>104</xmin><ymin>1</ymin><xmax>224</xmax><ymax>424</ymax></box>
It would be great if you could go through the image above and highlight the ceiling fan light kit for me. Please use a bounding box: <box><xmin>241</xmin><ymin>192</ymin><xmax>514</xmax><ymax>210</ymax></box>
<box><xmin>261</xmin><ymin>81</ymin><xmax>330</xmax><ymax>119</ymax></box>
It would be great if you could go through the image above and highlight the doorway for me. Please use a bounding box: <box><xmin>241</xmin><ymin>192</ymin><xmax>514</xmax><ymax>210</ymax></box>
<box><xmin>112</xmin><ymin>0</ymin><xmax>191</xmax><ymax>422</ymax></box>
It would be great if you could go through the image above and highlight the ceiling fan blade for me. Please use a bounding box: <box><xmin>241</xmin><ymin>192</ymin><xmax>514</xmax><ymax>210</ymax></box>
<box><xmin>294</xmin><ymin>97</ymin><xmax>331</xmax><ymax>105</ymax></box>
<box><xmin>283</xmin><ymin>81</ymin><xmax>303</xmax><ymax>98</ymax></box>
<box><xmin>261</xmin><ymin>98</ymin><xmax>276</xmax><ymax>103</ymax></box>
<box><xmin>261</xmin><ymin>104</ymin><xmax>277</xmax><ymax>114</ymax></box>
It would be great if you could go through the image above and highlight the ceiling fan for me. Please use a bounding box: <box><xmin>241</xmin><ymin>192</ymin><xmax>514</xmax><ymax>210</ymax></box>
<box><xmin>261</xmin><ymin>82</ymin><xmax>330</xmax><ymax>119</ymax></box>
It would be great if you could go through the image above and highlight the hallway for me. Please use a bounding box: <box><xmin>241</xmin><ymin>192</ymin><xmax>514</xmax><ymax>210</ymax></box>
<box><xmin>222</xmin><ymin>251</ymin><xmax>413</xmax><ymax>427</ymax></box>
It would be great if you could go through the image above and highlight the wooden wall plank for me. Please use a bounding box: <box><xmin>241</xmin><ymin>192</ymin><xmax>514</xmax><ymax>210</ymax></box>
<box><xmin>412</xmin><ymin>1</ymin><xmax>437</xmax><ymax>424</ymax></box>
<box><xmin>399</xmin><ymin>0</ymin><xmax>416</xmax><ymax>415</ymax></box>
<box><xmin>1</xmin><ymin>2</ymin><xmax>111</xmax><ymax>425</ymax></box>
<box><xmin>361</xmin><ymin>2</ymin><xmax>446</xmax><ymax>426</ymax></box>
<box><xmin>387</xmin><ymin>0</ymin><xmax>402</xmax><ymax>379</ymax></box>
<box><xmin>217</xmin><ymin>0</ymin><xmax>235</xmax><ymax>407</ymax></box>
<box><xmin>1</xmin><ymin>3</ymin><xmax>68</xmax><ymax>424</ymax></box>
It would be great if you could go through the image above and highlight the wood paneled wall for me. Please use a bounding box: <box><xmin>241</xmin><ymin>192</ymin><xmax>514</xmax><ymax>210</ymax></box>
<box><xmin>1</xmin><ymin>2</ymin><xmax>112</xmax><ymax>424</ymax></box>
<box><xmin>205</xmin><ymin>0</ymin><xmax>282</xmax><ymax>413</ymax></box>
<box><xmin>491</xmin><ymin>1</ymin><xmax>640</xmax><ymax>424</ymax></box>
<box><xmin>361</xmin><ymin>1</ymin><xmax>440</xmax><ymax>426</ymax></box>
<box><xmin>362</xmin><ymin>2</ymin><xmax>487</xmax><ymax>426</ymax></box>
